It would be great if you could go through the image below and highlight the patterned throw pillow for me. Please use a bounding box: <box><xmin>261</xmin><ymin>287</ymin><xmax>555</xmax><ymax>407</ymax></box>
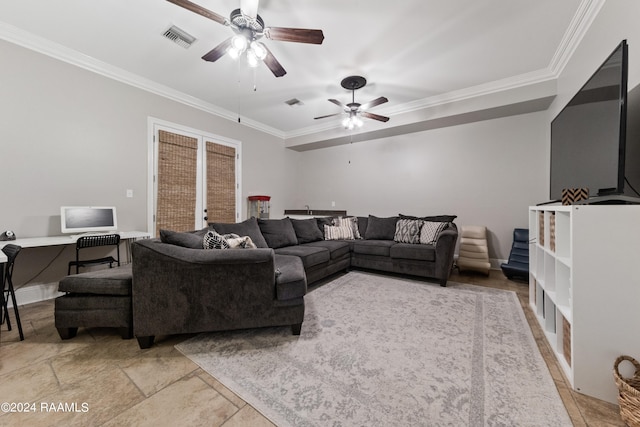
<box><xmin>334</xmin><ymin>217</ymin><xmax>362</xmax><ymax>239</ymax></box>
<box><xmin>419</xmin><ymin>221</ymin><xmax>448</xmax><ymax>245</ymax></box>
<box><xmin>394</xmin><ymin>219</ymin><xmax>423</xmax><ymax>244</ymax></box>
<box><xmin>324</xmin><ymin>224</ymin><xmax>355</xmax><ymax>240</ymax></box>
<box><xmin>203</xmin><ymin>230</ymin><xmax>230</xmax><ymax>249</ymax></box>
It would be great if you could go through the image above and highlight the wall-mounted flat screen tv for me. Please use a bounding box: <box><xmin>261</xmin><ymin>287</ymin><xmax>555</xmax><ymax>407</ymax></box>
<box><xmin>60</xmin><ymin>206</ymin><xmax>118</xmax><ymax>234</ymax></box>
<box><xmin>550</xmin><ymin>40</ymin><xmax>628</xmax><ymax>202</ymax></box>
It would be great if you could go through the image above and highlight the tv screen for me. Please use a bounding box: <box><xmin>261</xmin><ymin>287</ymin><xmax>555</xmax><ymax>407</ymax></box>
<box><xmin>60</xmin><ymin>206</ymin><xmax>118</xmax><ymax>234</ymax></box>
<box><xmin>550</xmin><ymin>40</ymin><xmax>628</xmax><ymax>201</ymax></box>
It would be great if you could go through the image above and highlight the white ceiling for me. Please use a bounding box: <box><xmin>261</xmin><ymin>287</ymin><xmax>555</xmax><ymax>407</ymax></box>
<box><xmin>0</xmin><ymin>0</ymin><xmax>587</xmax><ymax>140</ymax></box>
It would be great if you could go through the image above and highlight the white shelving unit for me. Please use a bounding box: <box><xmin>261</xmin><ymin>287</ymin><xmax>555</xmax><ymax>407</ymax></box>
<box><xmin>529</xmin><ymin>205</ymin><xmax>640</xmax><ymax>404</ymax></box>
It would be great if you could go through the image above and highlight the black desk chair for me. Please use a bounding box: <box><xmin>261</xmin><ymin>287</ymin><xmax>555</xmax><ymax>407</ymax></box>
<box><xmin>2</xmin><ymin>244</ymin><xmax>24</xmax><ymax>341</ymax></box>
<box><xmin>500</xmin><ymin>228</ymin><xmax>529</xmax><ymax>281</ymax></box>
<box><xmin>68</xmin><ymin>234</ymin><xmax>121</xmax><ymax>275</ymax></box>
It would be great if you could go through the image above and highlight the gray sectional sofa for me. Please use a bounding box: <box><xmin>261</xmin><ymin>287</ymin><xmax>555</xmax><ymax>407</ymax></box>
<box><xmin>130</xmin><ymin>215</ymin><xmax>457</xmax><ymax>348</ymax></box>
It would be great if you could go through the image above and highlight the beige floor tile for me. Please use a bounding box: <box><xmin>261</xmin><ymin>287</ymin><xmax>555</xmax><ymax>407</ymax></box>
<box><xmin>223</xmin><ymin>404</ymin><xmax>276</xmax><ymax>427</ymax></box>
<box><xmin>121</xmin><ymin>344</ymin><xmax>199</xmax><ymax>397</ymax></box>
<box><xmin>0</xmin><ymin>366</ymin><xmax>144</xmax><ymax>427</ymax></box>
<box><xmin>50</xmin><ymin>337</ymin><xmax>143</xmax><ymax>387</ymax></box>
<box><xmin>0</xmin><ymin>361</ymin><xmax>60</xmax><ymax>404</ymax></box>
<box><xmin>101</xmin><ymin>375</ymin><xmax>238</xmax><ymax>427</ymax></box>
<box><xmin>197</xmin><ymin>369</ymin><xmax>246</xmax><ymax>409</ymax></box>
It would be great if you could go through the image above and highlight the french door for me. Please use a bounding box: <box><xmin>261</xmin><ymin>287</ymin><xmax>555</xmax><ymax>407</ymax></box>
<box><xmin>149</xmin><ymin>119</ymin><xmax>241</xmax><ymax>236</ymax></box>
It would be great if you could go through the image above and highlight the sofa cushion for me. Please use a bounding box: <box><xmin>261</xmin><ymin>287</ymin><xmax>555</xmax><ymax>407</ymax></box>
<box><xmin>420</xmin><ymin>221</ymin><xmax>449</xmax><ymax>245</ymax></box>
<box><xmin>365</xmin><ymin>215</ymin><xmax>398</xmax><ymax>240</ymax></box>
<box><xmin>58</xmin><ymin>265</ymin><xmax>132</xmax><ymax>296</ymax></box>
<box><xmin>290</xmin><ymin>218</ymin><xmax>323</xmax><ymax>244</ymax></box>
<box><xmin>274</xmin><ymin>255</ymin><xmax>307</xmax><ymax>301</ymax></box>
<box><xmin>352</xmin><ymin>240</ymin><xmax>396</xmax><ymax>257</ymax></box>
<box><xmin>356</xmin><ymin>216</ymin><xmax>368</xmax><ymax>238</ymax></box>
<box><xmin>258</xmin><ymin>218</ymin><xmax>299</xmax><ymax>249</ymax></box>
<box><xmin>210</xmin><ymin>217</ymin><xmax>269</xmax><ymax>248</ymax></box>
<box><xmin>302</xmin><ymin>240</ymin><xmax>350</xmax><ymax>260</ymax></box>
<box><xmin>274</xmin><ymin>245</ymin><xmax>330</xmax><ymax>268</ymax></box>
<box><xmin>393</xmin><ymin>219</ymin><xmax>423</xmax><ymax>244</ymax></box>
<box><xmin>160</xmin><ymin>229</ymin><xmax>205</xmax><ymax>249</ymax></box>
<box><xmin>390</xmin><ymin>243</ymin><xmax>436</xmax><ymax>261</ymax></box>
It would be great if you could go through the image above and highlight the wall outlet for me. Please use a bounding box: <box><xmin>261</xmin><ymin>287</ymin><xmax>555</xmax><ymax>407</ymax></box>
<box><xmin>126</xmin><ymin>189</ymin><xmax>134</xmax><ymax>198</ymax></box>
<box><xmin>331</xmin><ymin>201</ymin><xmax>336</xmax><ymax>207</ymax></box>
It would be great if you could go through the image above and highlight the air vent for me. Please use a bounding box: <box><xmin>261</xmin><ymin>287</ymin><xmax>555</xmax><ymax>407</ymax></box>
<box><xmin>162</xmin><ymin>25</ymin><xmax>196</xmax><ymax>49</ymax></box>
<box><xmin>285</xmin><ymin>98</ymin><xmax>304</xmax><ymax>107</ymax></box>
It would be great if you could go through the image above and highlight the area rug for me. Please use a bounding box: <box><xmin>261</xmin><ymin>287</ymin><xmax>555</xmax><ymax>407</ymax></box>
<box><xmin>176</xmin><ymin>271</ymin><xmax>572</xmax><ymax>426</ymax></box>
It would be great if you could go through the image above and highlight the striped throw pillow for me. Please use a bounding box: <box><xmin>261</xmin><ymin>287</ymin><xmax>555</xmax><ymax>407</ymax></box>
<box><xmin>324</xmin><ymin>224</ymin><xmax>355</xmax><ymax>240</ymax></box>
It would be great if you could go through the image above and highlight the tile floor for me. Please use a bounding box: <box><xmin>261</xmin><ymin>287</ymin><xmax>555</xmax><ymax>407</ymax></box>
<box><xmin>0</xmin><ymin>269</ymin><xmax>624</xmax><ymax>426</ymax></box>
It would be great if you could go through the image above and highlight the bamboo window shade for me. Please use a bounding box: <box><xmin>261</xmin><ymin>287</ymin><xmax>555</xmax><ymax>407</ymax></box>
<box><xmin>206</xmin><ymin>141</ymin><xmax>236</xmax><ymax>223</ymax></box>
<box><xmin>156</xmin><ymin>130</ymin><xmax>198</xmax><ymax>236</ymax></box>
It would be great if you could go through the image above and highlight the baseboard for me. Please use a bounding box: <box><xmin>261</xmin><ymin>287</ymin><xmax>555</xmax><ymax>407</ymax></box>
<box><xmin>7</xmin><ymin>282</ymin><xmax>62</xmax><ymax>308</ymax></box>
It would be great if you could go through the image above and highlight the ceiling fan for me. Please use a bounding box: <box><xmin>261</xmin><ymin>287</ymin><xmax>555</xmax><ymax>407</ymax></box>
<box><xmin>166</xmin><ymin>0</ymin><xmax>324</xmax><ymax>77</ymax></box>
<box><xmin>315</xmin><ymin>76</ymin><xmax>389</xmax><ymax>129</ymax></box>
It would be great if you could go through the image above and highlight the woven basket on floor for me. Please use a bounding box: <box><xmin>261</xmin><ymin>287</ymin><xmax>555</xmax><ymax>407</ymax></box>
<box><xmin>614</xmin><ymin>355</ymin><xmax>640</xmax><ymax>427</ymax></box>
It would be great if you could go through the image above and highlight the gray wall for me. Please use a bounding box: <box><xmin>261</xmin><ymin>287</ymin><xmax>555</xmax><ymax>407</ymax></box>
<box><xmin>292</xmin><ymin>112</ymin><xmax>548</xmax><ymax>261</ymax></box>
<box><xmin>4</xmin><ymin>0</ymin><xmax>640</xmax><ymax>295</ymax></box>
<box><xmin>0</xmin><ymin>38</ymin><xmax>298</xmax><ymax>290</ymax></box>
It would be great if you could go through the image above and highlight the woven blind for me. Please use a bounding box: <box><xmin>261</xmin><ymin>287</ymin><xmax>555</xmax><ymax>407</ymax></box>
<box><xmin>156</xmin><ymin>130</ymin><xmax>198</xmax><ymax>236</ymax></box>
<box><xmin>206</xmin><ymin>141</ymin><xmax>236</xmax><ymax>223</ymax></box>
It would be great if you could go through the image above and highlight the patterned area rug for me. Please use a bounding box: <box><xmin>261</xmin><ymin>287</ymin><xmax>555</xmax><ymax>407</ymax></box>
<box><xmin>176</xmin><ymin>271</ymin><xmax>571</xmax><ymax>426</ymax></box>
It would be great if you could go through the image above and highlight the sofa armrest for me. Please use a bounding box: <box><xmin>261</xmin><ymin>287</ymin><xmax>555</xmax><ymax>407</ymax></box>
<box><xmin>434</xmin><ymin>228</ymin><xmax>459</xmax><ymax>285</ymax></box>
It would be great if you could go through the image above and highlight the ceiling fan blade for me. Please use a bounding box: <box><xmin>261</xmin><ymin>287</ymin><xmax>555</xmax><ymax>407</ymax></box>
<box><xmin>361</xmin><ymin>112</ymin><xmax>390</xmax><ymax>122</ymax></box>
<box><xmin>314</xmin><ymin>113</ymin><xmax>343</xmax><ymax>120</ymax></box>
<box><xmin>262</xmin><ymin>45</ymin><xmax>286</xmax><ymax>77</ymax></box>
<box><xmin>166</xmin><ymin>0</ymin><xmax>228</xmax><ymax>26</ymax></box>
<box><xmin>359</xmin><ymin>96</ymin><xmax>388</xmax><ymax>111</ymax></box>
<box><xmin>240</xmin><ymin>0</ymin><xmax>259</xmax><ymax>19</ymax></box>
<box><xmin>264</xmin><ymin>27</ymin><xmax>325</xmax><ymax>44</ymax></box>
<box><xmin>328</xmin><ymin>99</ymin><xmax>348</xmax><ymax>110</ymax></box>
<box><xmin>201</xmin><ymin>37</ymin><xmax>232</xmax><ymax>62</ymax></box>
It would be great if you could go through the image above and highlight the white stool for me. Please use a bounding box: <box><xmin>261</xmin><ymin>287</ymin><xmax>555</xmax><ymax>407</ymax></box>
<box><xmin>457</xmin><ymin>225</ymin><xmax>490</xmax><ymax>275</ymax></box>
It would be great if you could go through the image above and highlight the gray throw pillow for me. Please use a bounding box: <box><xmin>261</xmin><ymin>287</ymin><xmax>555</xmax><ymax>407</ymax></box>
<box><xmin>159</xmin><ymin>229</ymin><xmax>206</xmax><ymax>249</ymax></box>
<box><xmin>258</xmin><ymin>218</ymin><xmax>298</xmax><ymax>249</ymax></box>
<box><xmin>365</xmin><ymin>215</ymin><xmax>398</xmax><ymax>240</ymax></box>
<box><xmin>209</xmin><ymin>217</ymin><xmax>269</xmax><ymax>248</ymax></box>
<box><xmin>316</xmin><ymin>217</ymin><xmax>334</xmax><ymax>238</ymax></box>
<box><xmin>290</xmin><ymin>218</ymin><xmax>324</xmax><ymax>244</ymax></box>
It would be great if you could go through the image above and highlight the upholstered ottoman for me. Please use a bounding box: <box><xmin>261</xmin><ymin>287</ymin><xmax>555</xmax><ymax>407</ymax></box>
<box><xmin>55</xmin><ymin>265</ymin><xmax>133</xmax><ymax>340</ymax></box>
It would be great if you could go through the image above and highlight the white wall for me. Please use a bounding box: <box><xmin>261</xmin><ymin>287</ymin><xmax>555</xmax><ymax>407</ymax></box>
<box><xmin>0</xmin><ymin>39</ymin><xmax>298</xmax><ymax>289</ymax></box>
<box><xmin>294</xmin><ymin>111</ymin><xmax>548</xmax><ymax>261</ymax></box>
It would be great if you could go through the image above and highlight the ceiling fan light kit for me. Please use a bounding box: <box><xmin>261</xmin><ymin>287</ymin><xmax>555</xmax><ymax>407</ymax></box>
<box><xmin>166</xmin><ymin>0</ymin><xmax>324</xmax><ymax>77</ymax></box>
<box><xmin>315</xmin><ymin>75</ymin><xmax>390</xmax><ymax>129</ymax></box>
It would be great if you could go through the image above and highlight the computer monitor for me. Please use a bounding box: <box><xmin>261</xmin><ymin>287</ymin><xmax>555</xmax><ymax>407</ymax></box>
<box><xmin>60</xmin><ymin>206</ymin><xmax>118</xmax><ymax>234</ymax></box>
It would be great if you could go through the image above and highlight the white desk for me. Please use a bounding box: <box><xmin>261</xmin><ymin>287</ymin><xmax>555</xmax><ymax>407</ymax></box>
<box><xmin>0</xmin><ymin>231</ymin><xmax>150</xmax><ymax>264</ymax></box>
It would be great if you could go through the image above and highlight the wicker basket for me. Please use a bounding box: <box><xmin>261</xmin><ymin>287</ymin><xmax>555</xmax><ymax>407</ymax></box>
<box><xmin>614</xmin><ymin>355</ymin><xmax>640</xmax><ymax>426</ymax></box>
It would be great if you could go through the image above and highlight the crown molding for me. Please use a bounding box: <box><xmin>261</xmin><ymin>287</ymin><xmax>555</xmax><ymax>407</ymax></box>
<box><xmin>0</xmin><ymin>21</ymin><xmax>285</xmax><ymax>139</ymax></box>
<box><xmin>0</xmin><ymin>0</ymin><xmax>602</xmax><ymax>142</ymax></box>
<box><xmin>548</xmin><ymin>0</ymin><xmax>606</xmax><ymax>75</ymax></box>
<box><xmin>285</xmin><ymin>0</ymin><xmax>603</xmax><ymax>140</ymax></box>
